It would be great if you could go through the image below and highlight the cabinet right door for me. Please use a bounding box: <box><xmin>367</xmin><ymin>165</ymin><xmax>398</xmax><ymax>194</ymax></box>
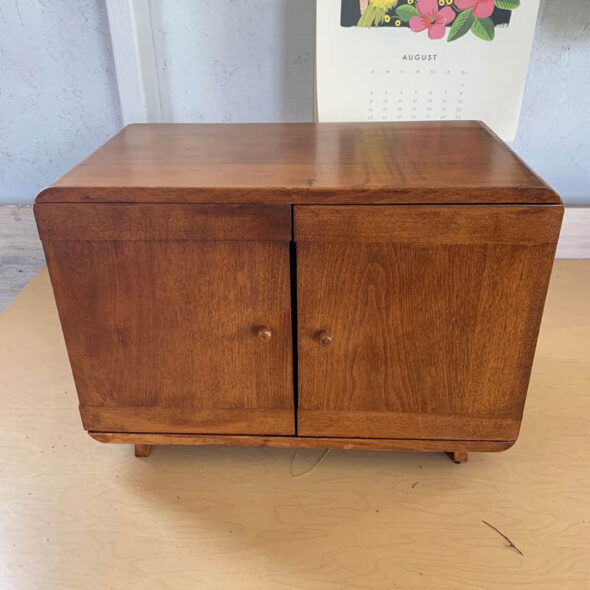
<box><xmin>295</xmin><ymin>205</ymin><xmax>562</xmax><ymax>441</ymax></box>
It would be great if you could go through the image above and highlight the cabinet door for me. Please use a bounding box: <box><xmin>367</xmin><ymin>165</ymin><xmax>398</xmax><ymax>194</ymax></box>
<box><xmin>295</xmin><ymin>205</ymin><xmax>562</xmax><ymax>441</ymax></box>
<box><xmin>36</xmin><ymin>204</ymin><xmax>294</xmax><ymax>435</ymax></box>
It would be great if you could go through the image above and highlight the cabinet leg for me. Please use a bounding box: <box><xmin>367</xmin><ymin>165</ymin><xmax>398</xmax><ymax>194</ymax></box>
<box><xmin>135</xmin><ymin>444</ymin><xmax>152</xmax><ymax>458</ymax></box>
<box><xmin>446</xmin><ymin>451</ymin><xmax>468</xmax><ymax>464</ymax></box>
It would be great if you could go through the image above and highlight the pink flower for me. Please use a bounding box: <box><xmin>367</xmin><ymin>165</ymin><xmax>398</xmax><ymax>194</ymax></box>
<box><xmin>409</xmin><ymin>0</ymin><xmax>456</xmax><ymax>40</ymax></box>
<box><xmin>454</xmin><ymin>0</ymin><xmax>494</xmax><ymax>18</ymax></box>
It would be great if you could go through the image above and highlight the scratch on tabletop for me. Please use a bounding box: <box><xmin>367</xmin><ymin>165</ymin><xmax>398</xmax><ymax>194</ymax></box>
<box><xmin>482</xmin><ymin>520</ymin><xmax>524</xmax><ymax>556</ymax></box>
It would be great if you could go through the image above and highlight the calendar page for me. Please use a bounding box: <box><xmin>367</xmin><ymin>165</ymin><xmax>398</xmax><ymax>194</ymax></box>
<box><xmin>316</xmin><ymin>0</ymin><xmax>540</xmax><ymax>140</ymax></box>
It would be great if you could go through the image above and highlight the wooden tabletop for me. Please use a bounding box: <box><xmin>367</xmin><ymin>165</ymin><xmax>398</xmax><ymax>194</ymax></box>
<box><xmin>36</xmin><ymin>122</ymin><xmax>560</xmax><ymax>205</ymax></box>
<box><xmin>1</xmin><ymin>261</ymin><xmax>588</xmax><ymax>589</ymax></box>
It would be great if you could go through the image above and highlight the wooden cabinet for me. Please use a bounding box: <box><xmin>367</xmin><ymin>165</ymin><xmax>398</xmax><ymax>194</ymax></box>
<box><xmin>36</xmin><ymin>204</ymin><xmax>294</xmax><ymax>436</ymax></box>
<box><xmin>295</xmin><ymin>206</ymin><xmax>560</xmax><ymax>441</ymax></box>
<box><xmin>35</xmin><ymin>122</ymin><xmax>563</xmax><ymax>462</ymax></box>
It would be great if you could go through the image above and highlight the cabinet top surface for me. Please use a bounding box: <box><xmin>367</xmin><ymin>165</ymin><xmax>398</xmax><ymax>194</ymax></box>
<box><xmin>37</xmin><ymin>122</ymin><xmax>560</xmax><ymax>205</ymax></box>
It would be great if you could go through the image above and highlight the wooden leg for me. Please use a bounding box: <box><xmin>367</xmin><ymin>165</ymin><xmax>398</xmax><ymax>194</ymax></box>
<box><xmin>134</xmin><ymin>444</ymin><xmax>152</xmax><ymax>458</ymax></box>
<box><xmin>446</xmin><ymin>451</ymin><xmax>468</xmax><ymax>464</ymax></box>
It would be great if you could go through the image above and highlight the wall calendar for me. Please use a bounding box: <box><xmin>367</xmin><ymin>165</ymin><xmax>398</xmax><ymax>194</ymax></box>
<box><xmin>317</xmin><ymin>0</ymin><xmax>541</xmax><ymax>140</ymax></box>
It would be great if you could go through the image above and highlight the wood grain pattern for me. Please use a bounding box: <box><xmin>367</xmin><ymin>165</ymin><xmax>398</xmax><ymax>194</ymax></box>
<box><xmin>81</xmin><ymin>408</ymin><xmax>295</xmax><ymax>435</ymax></box>
<box><xmin>89</xmin><ymin>432</ymin><xmax>514</xmax><ymax>453</ymax></box>
<box><xmin>41</xmin><ymin>235</ymin><xmax>294</xmax><ymax>436</ymax></box>
<box><xmin>35</xmin><ymin>122</ymin><xmax>560</xmax><ymax>205</ymax></box>
<box><xmin>35</xmin><ymin>203</ymin><xmax>291</xmax><ymax>241</ymax></box>
<box><xmin>297</xmin><ymin>411</ymin><xmax>520</xmax><ymax>441</ymax></box>
<box><xmin>294</xmin><ymin>205</ymin><xmax>563</xmax><ymax>244</ymax></box>
<box><xmin>33</xmin><ymin>122</ymin><xmax>564</xmax><ymax>452</ymax></box>
<box><xmin>297</xmin><ymin>237</ymin><xmax>559</xmax><ymax>440</ymax></box>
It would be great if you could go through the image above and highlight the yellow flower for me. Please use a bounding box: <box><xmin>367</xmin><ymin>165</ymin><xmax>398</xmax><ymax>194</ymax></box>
<box><xmin>446</xmin><ymin>0</ymin><xmax>453</xmax><ymax>4</ymax></box>
<box><xmin>369</xmin><ymin>0</ymin><xmax>398</xmax><ymax>8</ymax></box>
<box><xmin>384</xmin><ymin>14</ymin><xmax>391</xmax><ymax>22</ymax></box>
<box><xmin>438</xmin><ymin>0</ymin><xmax>445</xmax><ymax>5</ymax></box>
<box><xmin>395</xmin><ymin>19</ymin><xmax>402</xmax><ymax>26</ymax></box>
<box><xmin>407</xmin><ymin>0</ymin><xmax>415</xmax><ymax>3</ymax></box>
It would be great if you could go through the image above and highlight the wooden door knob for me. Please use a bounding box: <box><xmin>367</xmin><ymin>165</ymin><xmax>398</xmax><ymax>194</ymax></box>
<box><xmin>318</xmin><ymin>330</ymin><xmax>332</xmax><ymax>346</ymax></box>
<box><xmin>256</xmin><ymin>326</ymin><xmax>272</xmax><ymax>341</ymax></box>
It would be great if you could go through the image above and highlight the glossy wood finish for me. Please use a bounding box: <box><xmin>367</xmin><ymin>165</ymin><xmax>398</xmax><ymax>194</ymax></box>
<box><xmin>35</xmin><ymin>203</ymin><xmax>291</xmax><ymax>241</ymax></box>
<box><xmin>256</xmin><ymin>326</ymin><xmax>273</xmax><ymax>341</ymax></box>
<box><xmin>89</xmin><ymin>432</ymin><xmax>514</xmax><ymax>453</ymax></box>
<box><xmin>296</xmin><ymin>204</ymin><xmax>561</xmax><ymax>439</ymax></box>
<box><xmin>33</xmin><ymin>122</ymin><xmax>563</xmax><ymax>457</ymax></box>
<box><xmin>36</xmin><ymin>122</ymin><xmax>560</xmax><ymax>205</ymax></box>
<box><xmin>294</xmin><ymin>205</ymin><xmax>563</xmax><ymax>244</ymax></box>
<box><xmin>39</xmin><ymin>204</ymin><xmax>294</xmax><ymax>436</ymax></box>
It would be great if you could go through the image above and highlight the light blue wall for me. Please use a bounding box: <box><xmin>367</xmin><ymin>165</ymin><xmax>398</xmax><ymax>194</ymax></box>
<box><xmin>150</xmin><ymin>0</ymin><xmax>315</xmax><ymax>123</ymax></box>
<box><xmin>0</xmin><ymin>1</ymin><xmax>122</xmax><ymax>205</ymax></box>
<box><xmin>509</xmin><ymin>0</ymin><xmax>590</xmax><ymax>205</ymax></box>
<box><xmin>0</xmin><ymin>0</ymin><xmax>588</xmax><ymax>205</ymax></box>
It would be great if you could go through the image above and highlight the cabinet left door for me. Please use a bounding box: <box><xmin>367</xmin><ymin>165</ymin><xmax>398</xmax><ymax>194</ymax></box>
<box><xmin>35</xmin><ymin>203</ymin><xmax>295</xmax><ymax>435</ymax></box>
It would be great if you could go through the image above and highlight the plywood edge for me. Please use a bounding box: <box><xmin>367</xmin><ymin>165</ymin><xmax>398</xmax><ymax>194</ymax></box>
<box><xmin>88</xmin><ymin>432</ymin><xmax>515</xmax><ymax>453</ymax></box>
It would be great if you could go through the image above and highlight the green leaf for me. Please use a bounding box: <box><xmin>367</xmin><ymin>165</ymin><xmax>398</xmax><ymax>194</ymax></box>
<box><xmin>471</xmin><ymin>17</ymin><xmax>495</xmax><ymax>41</ymax></box>
<box><xmin>447</xmin><ymin>9</ymin><xmax>475</xmax><ymax>42</ymax></box>
<box><xmin>357</xmin><ymin>5</ymin><xmax>386</xmax><ymax>27</ymax></box>
<box><xmin>395</xmin><ymin>4</ymin><xmax>420</xmax><ymax>22</ymax></box>
<box><xmin>495</xmin><ymin>0</ymin><xmax>520</xmax><ymax>9</ymax></box>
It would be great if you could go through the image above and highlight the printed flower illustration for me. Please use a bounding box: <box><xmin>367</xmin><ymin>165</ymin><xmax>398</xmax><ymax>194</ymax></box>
<box><xmin>357</xmin><ymin>0</ymin><xmax>399</xmax><ymax>27</ymax></box>
<box><xmin>454</xmin><ymin>0</ymin><xmax>494</xmax><ymax>18</ymax></box>
<box><xmin>348</xmin><ymin>0</ymin><xmax>522</xmax><ymax>41</ymax></box>
<box><xmin>409</xmin><ymin>0</ymin><xmax>455</xmax><ymax>39</ymax></box>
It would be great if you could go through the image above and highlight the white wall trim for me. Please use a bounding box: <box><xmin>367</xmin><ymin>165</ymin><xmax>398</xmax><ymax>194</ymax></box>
<box><xmin>556</xmin><ymin>207</ymin><xmax>590</xmax><ymax>259</ymax></box>
<box><xmin>106</xmin><ymin>0</ymin><xmax>162</xmax><ymax>124</ymax></box>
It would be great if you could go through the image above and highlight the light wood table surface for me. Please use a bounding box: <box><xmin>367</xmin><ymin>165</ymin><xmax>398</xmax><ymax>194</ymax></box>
<box><xmin>1</xmin><ymin>262</ymin><xmax>589</xmax><ymax>589</ymax></box>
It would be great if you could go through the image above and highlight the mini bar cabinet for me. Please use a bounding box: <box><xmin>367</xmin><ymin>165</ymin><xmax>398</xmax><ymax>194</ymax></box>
<box><xmin>35</xmin><ymin>122</ymin><xmax>563</xmax><ymax>463</ymax></box>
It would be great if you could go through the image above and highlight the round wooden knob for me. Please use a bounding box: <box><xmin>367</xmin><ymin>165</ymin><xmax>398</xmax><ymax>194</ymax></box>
<box><xmin>318</xmin><ymin>330</ymin><xmax>332</xmax><ymax>347</ymax></box>
<box><xmin>256</xmin><ymin>326</ymin><xmax>272</xmax><ymax>341</ymax></box>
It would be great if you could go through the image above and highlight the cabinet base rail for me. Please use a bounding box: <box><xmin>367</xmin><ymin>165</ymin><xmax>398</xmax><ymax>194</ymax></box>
<box><xmin>89</xmin><ymin>432</ymin><xmax>514</xmax><ymax>463</ymax></box>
